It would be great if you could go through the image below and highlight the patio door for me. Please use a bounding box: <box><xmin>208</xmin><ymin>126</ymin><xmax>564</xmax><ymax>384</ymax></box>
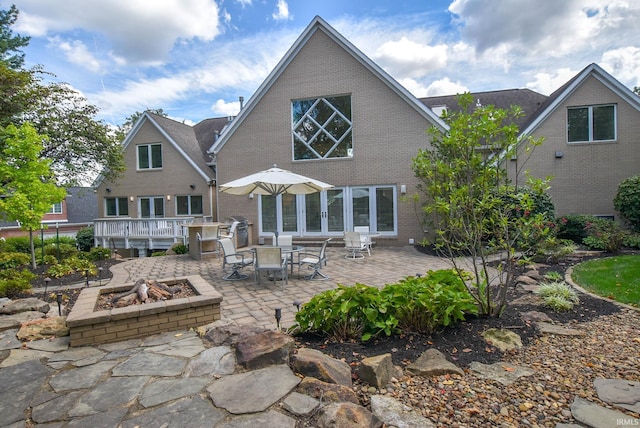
<box><xmin>303</xmin><ymin>188</ymin><xmax>345</xmax><ymax>236</ymax></box>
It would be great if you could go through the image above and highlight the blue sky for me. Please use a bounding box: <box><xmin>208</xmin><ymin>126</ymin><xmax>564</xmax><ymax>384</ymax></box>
<box><xmin>5</xmin><ymin>0</ymin><xmax>640</xmax><ymax>126</ymax></box>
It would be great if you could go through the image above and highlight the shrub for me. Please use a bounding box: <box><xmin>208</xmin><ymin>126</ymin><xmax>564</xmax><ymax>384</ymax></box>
<box><xmin>151</xmin><ymin>251</ymin><xmax>166</xmax><ymax>257</ymax></box>
<box><xmin>44</xmin><ymin>243</ymin><xmax>78</xmax><ymax>261</ymax></box>
<box><xmin>623</xmin><ymin>233</ymin><xmax>640</xmax><ymax>250</ymax></box>
<box><xmin>76</xmin><ymin>227</ymin><xmax>94</xmax><ymax>252</ymax></box>
<box><xmin>538</xmin><ymin>281</ymin><xmax>579</xmax><ymax>312</ymax></box>
<box><xmin>614</xmin><ymin>175</ymin><xmax>640</xmax><ymax>232</ymax></box>
<box><xmin>532</xmin><ymin>237</ymin><xmax>576</xmax><ymax>263</ymax></box>
<box><xmin>88</xmin><ymin>247</ymin><xmax>111</xmax><ymax>261</ymax></box>
<box><xmin>0</xmin><ymin>269</ymin><xmax>35</xmax><ymax>297</ymax></box>
<box><xmin>582</xmin><ymin>218</ymin><xmax>625</xmax><ymax>252</ymax></box>
<box><xmin>172</xmin><ymin>244</ymin><xmax>188</xmax><ymax>255</ymax></box>
<box><xmin>379</xmin><ymin>269</ymin><xmax>478</xmax><ymax>334</ymax></box>
<box><xmin>0</xmin><ymin>252</ymin><xmax>30</xmax><ymax>269</ymax></box>
<box><xmin>556</xmin><ymin>214</ymin><xmax>593</xmax><ymax>243</ymax></box>
<box><xmin>291</xmin><ymin>269</ymin><xmax>478</xmax><ymax>341</ymax></box>
<box><xmin>2</xmin><ymin>236</ymin><xmax>32</xmax><ymax>254</ymax></box>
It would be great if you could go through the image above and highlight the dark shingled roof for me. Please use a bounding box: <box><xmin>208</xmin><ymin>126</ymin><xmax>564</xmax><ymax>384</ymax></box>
<box><xmin>419</xmin><ymin>88</ymin><xmax>548</xmax><ymax>131</ymax></box>
<box><xmin>65</xmin><ymin>187</ymin><xmax>97</xmax><ymax>224</ymax></box>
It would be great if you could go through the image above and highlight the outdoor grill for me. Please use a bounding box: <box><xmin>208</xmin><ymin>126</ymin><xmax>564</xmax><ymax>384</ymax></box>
<box><xmin>226</xmin><ymin>215</ymin><xmax>249</xmax><ymax>248</ymax></box>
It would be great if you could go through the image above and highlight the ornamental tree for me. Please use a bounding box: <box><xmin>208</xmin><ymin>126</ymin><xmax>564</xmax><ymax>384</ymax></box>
<box><xmin>0</xmin><ymin>123</ymin><xmax>67</xmax><ymax>268</ymax></box>
<box><xmin>412</xmin><ymin>93</ymin><xmax>551</xmax><ymax>316</ymax></box>
<box><xmin>613</xmin><ymin>175</ymin><xmax>640</xmax><ymax>232</ymax></box>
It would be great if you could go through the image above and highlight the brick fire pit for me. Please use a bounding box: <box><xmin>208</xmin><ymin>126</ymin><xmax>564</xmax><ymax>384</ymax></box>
<box><xmin>66</xmin><ymin>275</ymin><xmax>222</xmax><ymax>347</ymax></box>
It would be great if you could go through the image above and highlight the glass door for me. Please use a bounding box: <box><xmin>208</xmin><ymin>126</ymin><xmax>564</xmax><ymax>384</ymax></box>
<box><xmin>303</xmin><ymin>188</ymin><xmax>345</xmax><ymax>236</ymax></box>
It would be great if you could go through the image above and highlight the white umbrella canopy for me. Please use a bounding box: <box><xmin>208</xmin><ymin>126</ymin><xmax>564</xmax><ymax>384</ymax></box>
<box><xmin>218</xmin><ymin>165</ymin><xmax>334</xmax><ymax>196</ymax></box>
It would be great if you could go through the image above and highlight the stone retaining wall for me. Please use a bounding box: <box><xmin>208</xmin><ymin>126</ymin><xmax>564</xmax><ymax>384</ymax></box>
<box><xmin>66</xmin><ymin>275</ymin><xmax>222</xmax><ymax>347</ymax></box>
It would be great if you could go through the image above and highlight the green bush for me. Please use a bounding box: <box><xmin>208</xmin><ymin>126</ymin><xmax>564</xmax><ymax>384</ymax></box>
<box><xmin>2</xmin><ymin>236</ymin><xmax>32</xmax><ymax>254</ymax></box>
<box><xmin>538</xmin><ymin>281</ymin><xmax>579</xmax><ymax>312</ymax></box>
<box><xmin>379</xmin><ymin>269</ymin><xmax>478</xmax><ymax>334</ymax></box>
<box><xmin>0</xmin><ymin>252</ymin><xmax>31</xmax><ymax>269</ymax></box>
<box><xmin>291</xmin><ymin>269</ymin><xmax>478</xmax><ymax>342</ymax></box>
<box><xmin>151</xmin><ymin>251</ymin><xmax>166</xmax><ymax>257</ymax></box>
<box><xmin>75</xmin><ymin>227</ymin><xmax>94</xmax><ymax>252</ymax></box>
<box><xmin>44</xmin><ymin>243</ymin><xmax>78</xmax><ymax>261</ymax></box>
<box><xmin>0</xmin><ymin>269</ymin><xmax>35</xmax><ymax>297</ymax></box>
<box><xmin>44</xmin><ymin>235</ymin><xmax>76</xmax><ymax>247</ymax></box>
<box><xmin>614</xmin><ymin>175</ymin><xmax>640</xmax><ymax>232</ymax></box>
<box><xmin>88</xmin><ymin>247</ymin><xmax>111</xmax><ymax>261</ymax></box>
<box><xmin>172</xmin><ymin>244</ymin><xmax>188</xmax><ymax>255</ymax></box>
<box><xmin>582</xmin><ymin>218</ymin><xmax>625</xmax><ymax>253</ymax></box>
<box><xmin>556</xmin><ymin>214</ymin><xmax>593</xmax><ymax>242</ymax></box>
<box><xmin>623</xmin><ymin>233</ymin><xmax>640</xmax><ymax>249</ymax></box>
<box><xmin>533</xmin><ymin>238</ymin><xmax>576</xmax><ymax>263</ymax></box>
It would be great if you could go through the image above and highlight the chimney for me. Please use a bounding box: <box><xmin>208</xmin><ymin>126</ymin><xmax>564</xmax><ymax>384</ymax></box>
<box><xmin>239</xmin><ymin>96</ymin><xmax>244</xmax><ymax>110</ymax></box>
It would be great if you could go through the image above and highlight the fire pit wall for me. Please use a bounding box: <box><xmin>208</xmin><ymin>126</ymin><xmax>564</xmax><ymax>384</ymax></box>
<box><xmin>66</xmin><ymin>275</ymin><xmax>222</xmax><ymax>347</ymax></box>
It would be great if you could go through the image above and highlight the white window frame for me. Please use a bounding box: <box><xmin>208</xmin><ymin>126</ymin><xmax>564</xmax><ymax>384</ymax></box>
<box><xmin>137</xmin><ymin>143</ymin><xmax>163</xmax><ymax>170</ymax></box>
<box><xmin>49</xmin><ymin>202</ymin><xmax>63</xmax><ymax>214</ymax></box>
<box><xmin>567</xmin><ymin>104</ymin><xmax>617</xmax><ymax>143</ymax></box>
<box><xmin>175</xmin><ymin>194</ymin><xmax>203</xmax><ymax>216</ymax></box>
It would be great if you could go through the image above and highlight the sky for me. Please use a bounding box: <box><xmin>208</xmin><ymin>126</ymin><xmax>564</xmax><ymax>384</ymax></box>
<box><xmin>5</xmin><ymin>0</ymin><xmax>640</xmax><ymax>127</ymax></box>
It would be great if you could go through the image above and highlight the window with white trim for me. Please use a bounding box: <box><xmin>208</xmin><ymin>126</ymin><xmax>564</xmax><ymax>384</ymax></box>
<box><xmin>49</xmin><ymin>202</ymin><xmax>63</xmax><ymax>214</ymax></box>
<box><xmin>176</xmin><ymin>195</ymin><xmax>203</xmax><ymax>216</ymax></box>
<box><xmin>137</xmin><ymin>143</ymin><xmax>163</xmax><ymax>169</ymax></box>
<box><xmin>105</xmin><ymin>197</ymin><xmax>129</xmax><ymax>216</ymax></box>
<box><xmin>567</xmin><ymin>104</ymin><xmax>616</xmax><ymax>143</ymax></box>
<box><xmin>292</xmin><ymin>95</ymin><xmax>353</xmax><ymax>160</ymax></box>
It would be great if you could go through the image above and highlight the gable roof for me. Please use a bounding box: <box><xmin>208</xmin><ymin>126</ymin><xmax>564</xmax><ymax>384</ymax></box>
<box><xmin>520</xmin><ymin>63</ymin><xmax>640</xmax><ymax>137</ymax></box>
<box><xmin>208</xmin><ymin>15</ymin><xmax>447</xmax><ymax>155</ymax></box>
<box><xmin>420</xmin><ymin>88</ymin><xmax>548</xmax><ymax>131</ymax></box>
<box><xmin>65</xmin><ymin>187</ymin><xmax>97</xmax><ymax>223</ymax></box>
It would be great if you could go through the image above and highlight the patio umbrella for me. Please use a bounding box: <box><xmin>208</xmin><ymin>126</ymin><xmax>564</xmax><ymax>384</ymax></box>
<box><xmin>218</xmin><ymin>165</ymin><xmax>334</xmax><ymax>244</ymax></box>
<box><xmin>218</xmin><ymin>165</ymin><xmax>333</xmax><ymax>196</ymax></box>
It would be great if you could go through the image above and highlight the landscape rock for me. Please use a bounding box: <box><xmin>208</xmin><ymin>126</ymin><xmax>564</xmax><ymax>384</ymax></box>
<box><xmin>315</xmin><ymin>402</ymin><xmax>382</xmax><ymax>428</ymax></box>
<box><xmin>207</xmin><ymin>364</ymin><xmax>300</xmax><ymax>414</ymax></box>
<box><xmin>282</xmin><ymin>391</ymin><xmax>320</xmax><ymax>416</ymax></box>
<box><xmin>16</xmin><ymin>316</ymin><xmax>69</xmax><ymax>341</ymax></box>
<box><xmin>234</xmin><ymin>330</ymin><xmax>295</xmax><ymax>370</ymax></box>
<box><xmin>0</xmin><ymin>298</ymin><xmax>50</xmax><ymax>315</ymax></box>
<box><xmin>594</xmin><ymin>377</ymin><xmax>640</xmax><ymax>413</ymax></box>
<box><xmin>370</xmin><ymin>394</ymin><xmax>435</xmax><ymax>428</ymax></box>
<box><xmin>357</xmin><ymin>353</ymin><xmax>394</xmax><ymax>389</ymax></box>
<box><xmin>515</xmin><ymin>275</ymin><xmax>538</xmax><ymax>285</ymax></box>
<box><xmin>570</xmin><ymin>396</ymin><xmax>635</xmax><ymax>428</ymax></box>
<box><xmin>292</xmin><ymin>347</ymin><xmax>353</xmax><ymax>386</ymax></box>
<box><xmin>203</xmin><ymin>318</ymin><xmax>267</xmax><ymax>346</ymax></box>
<box><xmin>469</xmin><ymin>361</ymin><xmax>535</xmax><ymax>385</ymax></box>
<box><xmin>0</xmin><ymin>317</ymin><xmax>21</xmax><ymax>332</ymax></box>
<box><xmin>536</xmin><ymin>322</ymin><xmax>585</xmax><ymax>336</ymax></box>
<box><xmin>520</xmin><ymin>310</ymin><xmax>552</xmax><ymax>323</ymax></box>
<box><xmin>296</xmin><ymin>376</ymin><xmax>359</xmax><ymax>404</ymax></box>
<box><xmin>405</xmin><ymin>348</ymin><xmax>463</xmax><ymax>377</ymax></box>
<box><xmin>482</xmin><ymin>328</ymin><xmax>522</xmax><ymax>351</ymax></box>
<box><xmin>184</xmin><ymin>346</ymin><xmax>235</xmax><ymax>377</ymax></box>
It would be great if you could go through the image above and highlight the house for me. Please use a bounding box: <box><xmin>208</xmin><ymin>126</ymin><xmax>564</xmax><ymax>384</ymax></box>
<box><xmin>93</xmin><ymin>114</ymin><xmax>231</xmax><ymax>255</ymax></box>
<box><xmin>93</xmin><ymin>17</ymin><xmax>640</xmax><ymax>253</ymax></box>
<box><xmin>506</xmin><ymin>63</ymin><xmax>640</xmax><ymax>218</ymax></box>
<box><xmin>0</xmin><ymin>187</ymin><xmax>97</xmax><ymax>239</ymax></box>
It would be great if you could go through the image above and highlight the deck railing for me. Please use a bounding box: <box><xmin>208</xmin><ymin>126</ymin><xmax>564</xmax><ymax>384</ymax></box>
<box><xmin>94</xmin><ymin>217</ymin><xmax>195</xmax><ymax>250</ymax></box>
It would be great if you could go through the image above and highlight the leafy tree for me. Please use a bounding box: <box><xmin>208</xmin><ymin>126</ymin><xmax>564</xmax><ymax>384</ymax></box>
<box><xmin>634</xmin><ymin>86</ymin><xmax>640</xmax><ymax>96</ymax></box>
<box><xmin>412</xmin><ymin>93</ymin><xmax>551</xmax><ymax>316</ymax></box>
<box><xmin>0</xmin><ymin>5</ymin><xmax>30</xmax><ymax>70</ymax></box>
<box><xmin>119</xmin><ymin>109</ymin><xmax>168</xmax><ymax>135</ymax></box>
<box><xmin>0</xmin><ymin>123</ymin><xmax>67</xmax><ymax>268</ymax></box>
<box><xmin>0</xmin><ymin>6</ymin><xmax>125</xmax><ymax>185</ymax></box>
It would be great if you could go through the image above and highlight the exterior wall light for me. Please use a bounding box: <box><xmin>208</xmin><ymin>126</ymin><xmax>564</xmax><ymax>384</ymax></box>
<box><xmin>555</xmin><ymin>151</ymin><xmax>564</xmax><ymax>158</ymax></box>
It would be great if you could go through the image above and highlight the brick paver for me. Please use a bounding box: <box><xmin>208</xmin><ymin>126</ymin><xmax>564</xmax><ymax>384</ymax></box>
<box><xmin>109</xmin><ymin>246</ymin><xmax>455</xmax><ymax>330</ymax></box>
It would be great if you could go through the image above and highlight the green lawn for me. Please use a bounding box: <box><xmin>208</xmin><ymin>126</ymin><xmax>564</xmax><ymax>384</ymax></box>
<box><xmin>571</xmin><ymin>255</ymin><xmax>640</xmax><ymax>306</ymax></box>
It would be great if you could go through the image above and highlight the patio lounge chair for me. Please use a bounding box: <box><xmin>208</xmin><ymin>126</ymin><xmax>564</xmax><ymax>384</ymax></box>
<box><xmin>344</xmin><ymin>231</ymin><xmax>365</xmax><ymax>259</ymax></box>
<box><xmin>220</xmin><ymin>237</ymin><xmax>254</xmax><ymax>280</ymax></box>
<box><xmin>298</xmin><ymin>238</ymin><xmax>331</xmax><ymax>280</ymax></box>
<box><xmin>196</xmin><ymin>224</ymin><xmax>220</xmax><ymax>259</ymax></box>
<box><xmin>254</xmin><ymin>246</ymin><xmax>288</xmax><ymax>289</ymax></box>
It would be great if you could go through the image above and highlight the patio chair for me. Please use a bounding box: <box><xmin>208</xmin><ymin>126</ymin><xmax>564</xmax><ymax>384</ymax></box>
<box><xmin>254</xmin><ymin>246</ymin><xmax>288</xmax><ymax>289</ymax></box>
<box><xmin>219</xmin><ymin>221</ymin><xmax>240</xmax><ymax>240</ymax></box>
<box><xmin>344</xmin><ymin>231</ymin><xmax>365</xmax><ymax>259</ymax></box>
<box><xmin>298</xmin><ymin>238</ymin><xmax>332</xmax><ymax>280</ymax></box>
<box><xmin>196</xmin><ymin>224</ymin><xmax>220</xmax><ymax>259</ymax></box>
<box><xmin>219</xmin><ymin>237</ymin><xmax>254</xmax><ymax>280</ymax></box>
<box><xmin>354</xmin><ymin>226</ymin><xmax>373</xmax><ymax>255</ymax></box>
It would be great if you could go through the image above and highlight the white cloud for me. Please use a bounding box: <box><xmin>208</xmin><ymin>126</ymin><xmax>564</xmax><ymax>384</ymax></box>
<box><xmin>374</xmin><ymin>37</ymin><xmax>448</xmax><ymax>78</ymax></box>
<box><xmin>424</xmin><ymin>77</ymin><xmax>469</xmax><ymax>97</ymax></box>
<box><xmin>600</xmin><ymin>46</ymin><xmax>640</xmax><ymax>88</ymax></box>
<box><xmin>49</xmin><ymin>37</ymin><xmax>102</xmax><ymax>72</ymax></box>
<box><xmin>526</xmin><ymin>68</ymin><xmax>577</xmax><ymax>95</ymax></box>
<box><xmin>272</xmin><ymin>0</ymin><xmax>291</xmax><ymax>21</ymax></box>
<box><xmin>15</xmin><ymin>0</ymin><xmax>222</xmax><ymax>65</ymax></box>
<box><xmin>211</xmin><ymin>99</ymin><xmax>241</xmax><ymax>116</ymax></box>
